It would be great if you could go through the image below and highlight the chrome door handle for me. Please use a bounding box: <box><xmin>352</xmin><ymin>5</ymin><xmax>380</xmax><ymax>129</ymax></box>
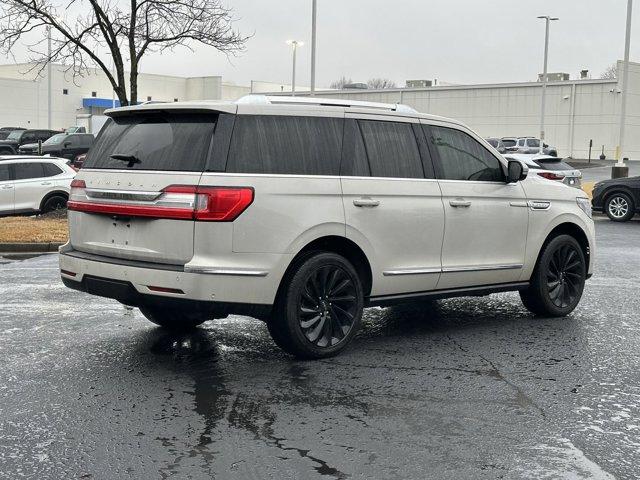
<box><xmin>1</xmin><ymin>185</ymin><xmax>13</xmax><ymax>190</ymax></box>
<box><xmin>449</xmin><ymin>199</ymin><xmax>471</xmax><ymax>208</ymax></box>
<box><xmin>353</xmin><ymin>198</ymin><xmax>380</xmax><ymax>208</ymax></box>
<box><xmin>41</xmin><ymin>182</ymin><xmax>52</xmax><ymax>186</ymax></box>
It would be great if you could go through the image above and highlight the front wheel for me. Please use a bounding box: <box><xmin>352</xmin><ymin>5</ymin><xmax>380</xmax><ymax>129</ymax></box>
<box><xmin>268</xmin><ymin>252</ymin><xmax>364</xmax><ymax>359</ymax></box>
<box><xmin>605</xmin><ymin>192</ymin><xmax>635</xmax><ymax>222</ymax></box>
<box><xmin>520</xmin><ymin>234</ymin><xmax>586</xmax><ymax>317</ymax></box>
<box><xmin>139</xmin><ymin>306</ymin><xmax>207</xmax><ymax>330</ymax></box>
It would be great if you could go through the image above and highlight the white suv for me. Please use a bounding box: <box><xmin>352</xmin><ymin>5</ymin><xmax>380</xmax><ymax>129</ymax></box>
<box><xmin>59</xmin><ymin>97</ymin><xmax>595</xmax><ymax>358</ymax></box>
<box><xmin>0</xmin><ymin>157</ymin><xmax>76</xmax><ymax>216</ymax></box>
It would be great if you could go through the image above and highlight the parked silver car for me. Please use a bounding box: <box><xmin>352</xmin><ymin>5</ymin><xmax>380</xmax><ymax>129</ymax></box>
<box><xmin>504</xmin><ymin>154</ymin><xmax>582</xmax><ymax>188</ymax></box>
<box><xmin>514</xmin><ymin>137</ymin><xmax>558</xmax><ymax>157</ymax></box>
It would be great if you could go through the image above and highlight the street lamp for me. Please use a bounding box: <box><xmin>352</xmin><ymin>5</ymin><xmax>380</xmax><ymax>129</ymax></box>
<box><xmin>286</xmin><ymin>40</ymin><xmax>304</xmax><ymax>96</ymax></box>
<box><xmin>537</xmin><ymin>15</ymin><xmax>559</xmax><ymax>154</ymax></box>
<box><xmin>615</xmin><ymin>0</ymin><xmax>633</xmax><ymax>177</ymax></box>
<box><xmin>47</xmin><ymin>26</ymin><xmax>52</xmax><ymax>129</ymax></box>
<box><xmin>310</xmin><ymin>0</ymin><xmax>317</xmax><ymax>96</ymax></box>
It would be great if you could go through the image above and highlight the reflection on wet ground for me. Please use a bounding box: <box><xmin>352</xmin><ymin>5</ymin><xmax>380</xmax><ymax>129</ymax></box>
<box><xmin>0</xmin><ymin>219</ymin><xmax>638</xmax><ymax>479</ymax></box>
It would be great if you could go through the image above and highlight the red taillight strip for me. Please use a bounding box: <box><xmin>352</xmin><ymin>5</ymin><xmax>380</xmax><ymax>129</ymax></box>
<box><xmin>60</xmin><ymin>269</ymin><xmax>76</xmax><ymax>277</ymax></box>
<box><xmin>67</xmin><ymin>185</ymin><xmax>254</xmax><ymax>222</ymax></box>
<box><xmin>67</xmin><ymin>200</ymin><xmax>194</xmax><ymax>219</ymax></box>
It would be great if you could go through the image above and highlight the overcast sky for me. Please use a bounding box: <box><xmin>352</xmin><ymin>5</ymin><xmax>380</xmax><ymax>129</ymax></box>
<box><xmin>5</xmin><ymin>0</ymin><xmax>640</xmax><ymax>87</ymax></box>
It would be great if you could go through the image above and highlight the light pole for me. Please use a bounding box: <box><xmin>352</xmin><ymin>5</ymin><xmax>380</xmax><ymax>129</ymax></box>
<box><xmin>286</xmin><ymin>40</ymin><xmax>303</xmax><ymax>96</ymax></box>
<box><xmin>537</xmin><ymin>15</ymin><xmax>558</xmax><ymax>154</ymax></box>
<box><xmin>616</xmin><ymin>0</ymin><xmax>633</xmax><ymax>174</ymax></box>
<box><xmin>310</xmin><ymin>0</ymin><xmax>317</xmax><ymax>96</ymax></box>
<box><xmin>47</xmin><ymin>26</ymin><xmax>52</xmax><ymax>129</ymax></box>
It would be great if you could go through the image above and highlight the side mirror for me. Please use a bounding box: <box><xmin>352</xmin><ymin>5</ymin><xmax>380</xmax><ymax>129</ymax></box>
<box><xmin>63</xmin><ymin>142</ymin><xmax>71</xmax><ymax>147</ymax></box>
<box><xmin>507</xmin><ymin>160</ymin><xmax>528</xmax><ymax>183</ymax></box>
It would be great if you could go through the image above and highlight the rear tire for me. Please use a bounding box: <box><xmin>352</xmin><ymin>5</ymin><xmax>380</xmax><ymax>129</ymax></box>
<box><xmin>139</xmin><ymin>307</ymin><xmax>207</xmax><ymax>330</ymax></box>
<box><xmin>520</xmin><ymin>234</ymin><xmax>586</xmax><ymax>317</ymax></box>
<box><xmin>605</xmin><ymin>192</ymin><xmax>635</xmax><ymax>222</ymax></box>
<box><xmin>268</xmin><ymin>252</ymin><xmax>364</xmax><ymax>359</ymax></box>
<box><xmin>41</xmin><ymin>195</ymin><xmax>67</xmax><ymax>214</ymax></box>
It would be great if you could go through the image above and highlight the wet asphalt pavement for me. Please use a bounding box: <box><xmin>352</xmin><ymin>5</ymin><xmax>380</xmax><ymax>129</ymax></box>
<box><xmin>1</xmin><ymin>217</ymin><xmax>639</xmax><ymax>479</ymax></box>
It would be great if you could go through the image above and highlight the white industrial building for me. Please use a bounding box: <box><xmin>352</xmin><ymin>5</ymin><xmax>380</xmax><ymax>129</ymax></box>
<box><xmin>0</xmin><ymin>63</ymin><xmax>304</xmax><ymax>133</ymax></box>
<box><xmin>288</xmin><ymin>60</ymin><xmax>640</xmax><ymax>160</ymax></box>
<box><xmin>1</xmin><ymin>60</ymin><xmax>639</xmax><ymax>160</ymax></box>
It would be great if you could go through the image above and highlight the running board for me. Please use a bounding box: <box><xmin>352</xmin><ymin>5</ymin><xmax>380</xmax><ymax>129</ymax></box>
<box><xmin>366</xmin><ymin>282</ymin><xmax>530</xmax><ymax>307</ymax></box>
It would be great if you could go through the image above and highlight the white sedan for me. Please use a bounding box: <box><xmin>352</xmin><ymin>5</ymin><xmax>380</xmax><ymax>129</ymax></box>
<box><xmin>504</xmin><ymin>154</ymin><xmax>582</xmax><ymax>189</ymax></box>
<box><xmin>0</xmin><ymin>156</ymin><xmax>76</xmax><ymax>216</ymax></box>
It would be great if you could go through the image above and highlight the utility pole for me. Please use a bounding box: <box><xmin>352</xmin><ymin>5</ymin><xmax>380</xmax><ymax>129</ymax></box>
<box><xmin>537</xmin><ymin>15</ymin><xmax>559</xmax><ymax>154</ymax></box>
<box><xmin>47</xmin><ymin>26</ymin><xmax>52</xmax><ymax>129</ymax></box>
<box><xmin>310</xmin><ymin>0</ymin><xmax>317</xmax><ymax>96</ymax></box>
<box><xmin>287</xmin><ymin>40</ymin><xmax>303</xmax><ymax>96</ymax></box>
<box><xmin>615</xmin><ymin>0</ymin><xmax>633</xmax><ymax>177</ymax></box>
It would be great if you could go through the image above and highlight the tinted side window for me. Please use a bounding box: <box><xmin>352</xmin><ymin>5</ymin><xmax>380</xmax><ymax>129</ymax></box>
<box><xmin>428</xmin><ymin>126</ymin><xmax>504</xmax><ymax>182</ymax></box>
<box><xmin>43</xmin><ymin>163</ymin><xmax>63</xmax><ymax>177</ymax></box>
<box><xmin>14</xmin><ymin>163</ymin><xmax>45</xmax><ymax>180</ymax></box>
<box><xmin>83</xmin><ymin>114</ymin><xmax>217</xmax><ymax>171</ymax></box>
<box><xmin>358</xmin><ymin>120</ymin><xmax>424</xmax><ymax>179</ymax></box>
<box><xmin>340</xmin><ymin>119</ymin><xmax>370</xmax><ymax>176</ymax></box>
<box><xmin>21</xmin><ymin>133</ymin><xmax>36</xmax><ymax>143</ymax></box>
<box><xmin>81</xmin><ymin>135</ymin><xmax>94</xmax><ymax>147</ymax></box>
<box><xmin>227</xmin><ymin>115</ymin><xmax>343</xmax><ymax>175</ymax></box>
<box><xmin>0</xmin><ymin>164</ymin><xmax>10</xmax><ymax>182</ymax></box>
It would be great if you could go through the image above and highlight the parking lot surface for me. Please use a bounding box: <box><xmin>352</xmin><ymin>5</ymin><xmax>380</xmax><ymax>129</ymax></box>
<box><xmin>1</xmin><ymin>216</ymin><xmax>639</xmax><ymax>479</ymax></box>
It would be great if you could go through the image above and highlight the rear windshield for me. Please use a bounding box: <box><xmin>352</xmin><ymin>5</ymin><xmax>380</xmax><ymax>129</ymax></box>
<box><xmin>486</xmin><ymin>139</ymin><xmax>498</xmax><ymax>147</ymax></box>
<box><xmin>502</xmin><ymin>139</ymin><xmax>516</xmax><ymax>147</ymax></box>
<box><xmin>526</xmin><ymin>139</ymin><xmax>540</xmax><ymax>148</ymax></box>
<box><xmin>535</xmin><ymin>159</ymin><xmax>573</xmax><ymax>171</ymax></box>
<box><xmin>83</xmin><ymin>113</ymin><xmax>217</xmax><ymax>171</ymax></box>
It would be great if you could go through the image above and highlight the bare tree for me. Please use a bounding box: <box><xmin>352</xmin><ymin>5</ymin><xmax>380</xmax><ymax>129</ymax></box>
<box><xmin>0</xmin><ymin>0</ymin><xmax>247</xmax><ymax>105</ymax></box>
<box><xmin>600</xmin><ymin>63</ymin><xmax>617</xmax><ymax>80</ymax></box>
<box><xmin>330</xmin><ymin>76</ymin><xmax>352</xmax><ymax>90</ymax></box>
<box><xmin>367</xmin><ymin>78</ymin><xmax>397</xmax><ymax>89</ymax></box>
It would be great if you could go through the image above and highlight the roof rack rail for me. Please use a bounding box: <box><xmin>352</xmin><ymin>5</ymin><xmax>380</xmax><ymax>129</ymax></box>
<box><xmin>236</xmin><ymin>95</ymin><xmax>418</xmax><ymax>114</ymax></box>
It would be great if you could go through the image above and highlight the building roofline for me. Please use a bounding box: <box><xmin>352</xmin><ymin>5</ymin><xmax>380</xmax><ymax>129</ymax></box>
<box><xmin>272</xmin><ymin>78</ymin><xmax>618</xmax><ymax>97</ymax></box>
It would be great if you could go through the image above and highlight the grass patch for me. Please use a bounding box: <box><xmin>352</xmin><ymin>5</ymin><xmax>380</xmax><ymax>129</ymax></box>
<box><xmin>0</xmin><ymin>213</ymin><xmax>68</xmax><ymax>243</ymax></box>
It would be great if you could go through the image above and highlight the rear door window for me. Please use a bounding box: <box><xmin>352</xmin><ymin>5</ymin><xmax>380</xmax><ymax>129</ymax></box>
<box><xmin>226</xmin><ymin>115</ymin><xmax>343</xmax><ymax>175</ymax></box>
<box><xmin>14</xmin><ymin>163</ymin><xmax>45</xmax><ymax>180</ymax></box>
<box><xmin>427</xmin><ymin>126</ymin><xmax>504</xmax><ymax>182</ymax></box>
<box><xmin>535</xmin><ymin>159</ymin><xmax>573</xmax><ymax>171</ymax></box>
<box><xmin>0</xmin><ymin>164</ymin><xmax>10</xmax><ymax>181</ymax></box>
<box><xmin>357</xmin><ymin>120</ymin><xmax>424</xmax><ymax>179</ymax></box>
<box><xmin>83</xmin><ymin>113</ymin><xmax>217</xmax><ymax>171</ymax></box>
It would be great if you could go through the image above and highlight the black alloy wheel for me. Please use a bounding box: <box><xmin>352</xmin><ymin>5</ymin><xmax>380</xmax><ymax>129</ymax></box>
<box><xmin>545</xmin><ymin>243</ymin><xmax>583</xmax><ymax>309</ymax></box>
<box><xmin>520</xmin><ymin>234</ymin><xmax>586</xmax><ymax>317</ymax></box>
<box><xmin>268</xmin><ymin>252</ymin><xmax>364</xmax><ymax>359</ymax></box>
<box><xmin>298</xmin><ymin>264</ymin><xmax>358</xmax><ymax>348</ymax></box>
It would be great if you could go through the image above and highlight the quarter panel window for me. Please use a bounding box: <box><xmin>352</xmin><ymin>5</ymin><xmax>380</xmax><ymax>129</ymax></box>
<box><xmin>14</xmin><ymin>163</ymin><xmax>45</xmax><ymax>180</ymax></box>
<box><xmin>428</xmin><ymin>126</ymin><xmax>504</xmax><ymax>182</ymax></box>
<box><xmin>43</xmin><ymin>163</ymin><xmax>63</xmax><ymax>177</ymax></box>
<box><xmin>226</xmin><ymin>115</ymin><xmax>343</xmax><ymax>175</ymax></box>
<box><xmin>358</xmin><ymin>120</ymin><xmax>424</xmax><ymax>179</ymax></box>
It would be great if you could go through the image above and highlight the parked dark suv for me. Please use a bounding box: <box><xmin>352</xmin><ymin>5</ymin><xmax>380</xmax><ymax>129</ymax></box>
<box><xmin>0</xmin><ymin>129</ymin><xmax>59</xmax><ymax>155</ymax></box>
<box><xmin>18</xmin><ymin>133</ymin><xmax>95</xmax><ymax>160</ymax></box>
<box><xmin>0</xmin><ymin>127</ymin><xmax>25</xmax><ymax>141</ymax></box>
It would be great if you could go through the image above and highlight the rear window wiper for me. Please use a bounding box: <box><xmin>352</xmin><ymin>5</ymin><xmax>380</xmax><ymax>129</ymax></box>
<box><xmin>110</xmin><ymin>153</ymin><xmax>141</xmax><ymax>167</ymax></box>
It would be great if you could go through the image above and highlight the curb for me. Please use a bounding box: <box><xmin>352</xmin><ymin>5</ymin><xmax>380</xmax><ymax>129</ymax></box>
<box><xmin>0</xmin><ymin>242</ymin><xmax>63</xmax><ymax>253</ymax></box>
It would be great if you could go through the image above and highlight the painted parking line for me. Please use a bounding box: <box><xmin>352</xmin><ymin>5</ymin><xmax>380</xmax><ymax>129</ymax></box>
<box><xmin>582</xmin><ymin>181</ymin><xmax>595</xmax><ymax>200</ymax></box>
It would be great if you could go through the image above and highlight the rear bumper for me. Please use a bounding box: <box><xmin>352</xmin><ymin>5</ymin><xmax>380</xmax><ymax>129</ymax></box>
<box><xmin>59</xmin><ymin>247</ymin><xmax>291</xmax><ymax>308</ymax></box>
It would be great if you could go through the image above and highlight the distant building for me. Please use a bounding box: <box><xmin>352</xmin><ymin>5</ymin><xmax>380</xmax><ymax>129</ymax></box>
<box><xmin>406</xmin><ymin>79</ymin><xmax>433</xmax><ymax>88</ymax></box>
<box><xmin>537</xmin><ymin>72</ymin><xmax>571</xmax><ymax>82</ymax></box>
<box><xmin>0</xmin><ymin>64</ymin><xmax>319</xmax><ymax>134</ymax></box>
<box><xmin>276</xmin><ymin>60</ymin><xmax>640</xmax><ymax>160</ymax></box>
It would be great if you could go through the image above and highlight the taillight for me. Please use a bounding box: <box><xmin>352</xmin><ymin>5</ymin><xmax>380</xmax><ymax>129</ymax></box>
<box><xmin>194</xmin><ymin>187</ymin><xmax>254</xmax><ymax>221</ymax></box>
<box><xmin>537</xmin><ymin>172</ymin><xmax>565</xmax><ymax>181</ymax></box>
<box><xmin>67</xmin><ymin>184</ymin><xmax>254</xmax><ymax>222</ymax></box>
